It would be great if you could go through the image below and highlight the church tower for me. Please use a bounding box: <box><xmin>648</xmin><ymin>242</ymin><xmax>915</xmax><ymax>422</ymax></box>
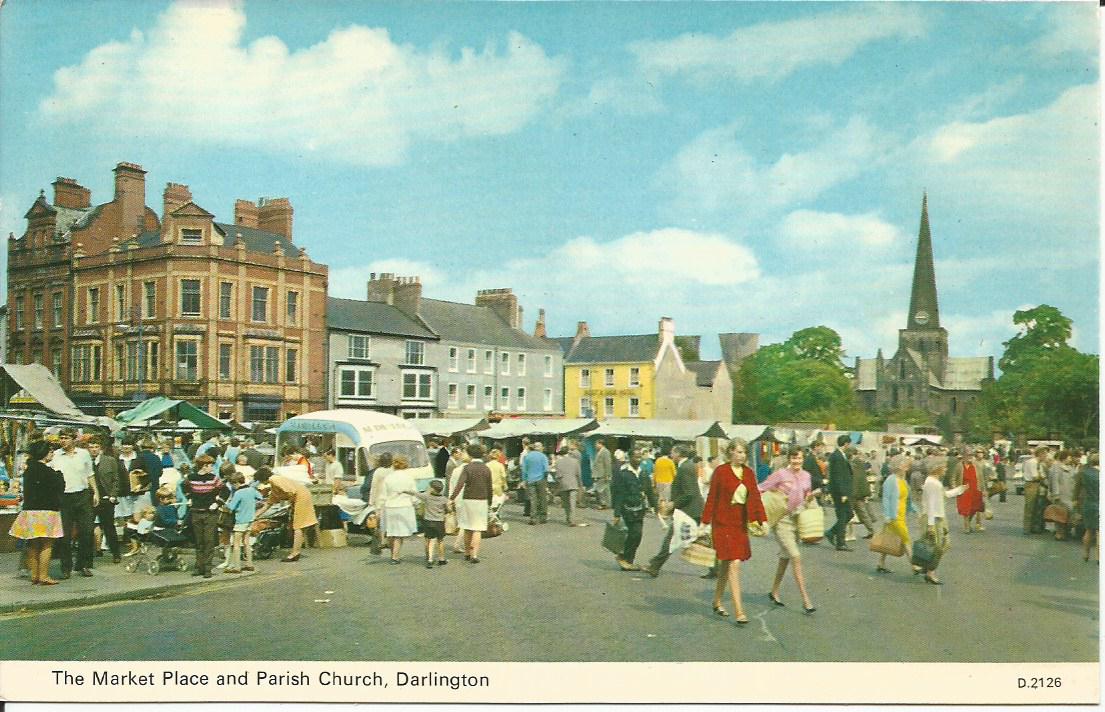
<box><xmin>897</xmin><ymin>192</ymin><xmax>948</xmax><ymax>381</ymax></box>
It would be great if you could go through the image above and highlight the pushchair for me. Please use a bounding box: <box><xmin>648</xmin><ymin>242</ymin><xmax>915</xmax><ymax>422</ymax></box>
<box><xmin>252</xmin><ymin>501</ymin><xmax>291</xmax><ymax>560</ymax></box>
<box><xmin>124</xmin><ymin>523</ymin><xmax>194</xmax><ymax>575</ymax></box>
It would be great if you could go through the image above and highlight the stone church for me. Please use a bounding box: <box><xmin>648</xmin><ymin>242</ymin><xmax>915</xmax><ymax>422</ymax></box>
<box><xmin>853</xmin><ymin>195</ymin><xmax>993</xmax><ymax>419</ymax></box>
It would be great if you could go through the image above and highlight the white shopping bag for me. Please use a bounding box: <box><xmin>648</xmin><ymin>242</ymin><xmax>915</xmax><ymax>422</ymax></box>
<box><xmin>668</xmin><ymin>508</ymin><xmax>703</xmax><ymax>554</ymax></box>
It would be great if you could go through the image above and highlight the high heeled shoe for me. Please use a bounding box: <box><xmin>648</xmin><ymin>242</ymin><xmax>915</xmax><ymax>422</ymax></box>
<box><xmin>803</xmin><ymin>605</ymin><xmax>817</xmax><ymax>614</ymax></box>
<box><xmin>768</xmin><ymin>592</ymin><xmax>785</xmax><ymax>607</ymax></box>
<box><xmin>713</xmin><ymin>605</ymin><xmax>729</xmax><ymax>617</ymax></box>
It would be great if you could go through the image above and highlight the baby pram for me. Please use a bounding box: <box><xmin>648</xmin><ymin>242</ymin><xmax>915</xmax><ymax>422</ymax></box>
<box><xmin>252</xmin><ymin>501</ymin><xmax>291</xmax><ymax>560</ymax></box>
<box><xmin>124</xmin><ymin>523</ymin><xmax>194</xmax><ymax>575</ymax></box>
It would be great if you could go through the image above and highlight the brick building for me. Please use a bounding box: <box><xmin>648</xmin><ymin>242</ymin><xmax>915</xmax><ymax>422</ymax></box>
<box><xmin>8</xmin><ymin>162</ymin><xmax>328</xmax><ymax>421</ymax></box>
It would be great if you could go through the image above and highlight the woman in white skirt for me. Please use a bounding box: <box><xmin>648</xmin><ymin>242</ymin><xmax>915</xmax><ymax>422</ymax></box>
<box><xmin>379</xmin><ymin>456</ymin><xmax>418</xmax><ymax>564</ymax></box>
<box><xmin>9</xmin><ymin>440</ymin><xmax>65</xmax><ymax>585</ymax></box>
<box><xmin>449</xmin><ymin>444</ymin><xmax>493</xmax><ymax>563</ymax></box>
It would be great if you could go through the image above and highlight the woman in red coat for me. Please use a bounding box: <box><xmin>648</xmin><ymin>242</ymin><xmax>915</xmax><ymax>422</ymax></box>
<box><xmin>702</xmin><ymin>438</ymin><xmax>766</xmax><ymax>624</ymax></box>
<box><xmin>956</xmin><ymin>451</ymin><xmax>985</xmax><ymax>533</ymax></box>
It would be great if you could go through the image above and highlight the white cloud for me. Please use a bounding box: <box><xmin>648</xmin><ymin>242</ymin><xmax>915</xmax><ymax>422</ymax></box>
<box><xmin>660</xmin><ymin>116</ymin><xmax>889</xmax><ymax>219</ymax></box>
<box><xmin>558</xmin><ymin>76</ymin><xmax>664</xmax><ymax>120</ymax></box>
<box><xmin>39</xmin><ymin>2</ymin><xmax>565</xmax><ymax>166</ymax></box>
<box><xmin>1032</xmin><ymin>6</ymin><xmax>1098</xmax><ymax>58</ymax></box>
<box><xmin>630</xmin><ymin>5</ymin><xmax>926</xmax><ymax>85</ymax></box>
<box><xmin>942</xmin><ymin>309</ymin><xmax>1017</xmax><ymax>357</ymax></box>
<box><xmin>779</xmin><ymin>210</ymin><xmax>906</xmax><ymax>251</ymax></box>
<box><xmin>906</xmin><ymin>82</ymin><xmax>1099</xmax><ymax>261</ymax></box>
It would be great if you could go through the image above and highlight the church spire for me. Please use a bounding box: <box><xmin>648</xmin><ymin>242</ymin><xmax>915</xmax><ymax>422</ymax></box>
<box><xmin>907</xmin><ymin>192</ymin><xmax>940</xmax><ymax>330</ymax></box>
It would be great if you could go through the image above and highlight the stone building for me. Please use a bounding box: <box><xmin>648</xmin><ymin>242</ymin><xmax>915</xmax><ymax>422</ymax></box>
<box><xmin>8</xmin><ymin>162</ymin><xmax>328</xmax><ymax>420</ymax></box>
<box><xmin>853</xmin><ymin>195</ymin><xmax>993</xmax><ymax>418</ymax></box>
<box><xmin>361</xmin><ymin>275</ymin><xmax>564</xmax><ymax>418</ymax></box>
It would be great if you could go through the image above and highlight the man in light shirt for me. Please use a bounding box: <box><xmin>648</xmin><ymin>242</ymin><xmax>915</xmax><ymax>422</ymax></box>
<box><xmin>52</xmin><ymin>428</ymin><xmax>99</xmax><ymax>579</ymax></box>
<box><xmin>1022</xmin><ymin>446</ymin><xmax>1050</xmax><ymax>535</ymax></box>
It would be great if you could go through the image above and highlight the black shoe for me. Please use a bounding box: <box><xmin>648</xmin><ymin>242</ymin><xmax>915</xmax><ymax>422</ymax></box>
<box><xmin>769</xmin><ymin>592</ymin><xmax>785</xmax><ymax>607</ymax></box>
<box><xmin>79</xmin><ymin>568</ymin><xmax>93</xmax><ymax>577</ymax></box>
<box><xmin>700</xmin><ymin>570</ymin><xmax>717</xmax><ymax>579</ymax></box>
<box><xmin>436</xmin><ymin>560</ymin><xmax>448</xmax><ymax>566</ymax></box>
<box><xmin>426</xmin><ymin>561</ymin><xmax>434</xmax><ymax>569</ymax></box>
<box><xmin>112</xmin><ymin>554</ymin><xmax>122</xmax><ymax>564</ymax></box>
<box><xmin>835</xmin><ymin>545</ymin><xmax>854</xmax><ymax>552</ymax></box>
<box><xmin>95</xmin><ymin>550</ymin><xmax>104</xmax><ymax>557</ymax></box>
<box><xmin>203</xmin><ymin>572</ymin><xmax>213</xmax><ymax>578</ymax></box>
<box><xmin>470</xmin><ymin>557</ymin><xmax>480</xmax><ymax>564</ymax></box>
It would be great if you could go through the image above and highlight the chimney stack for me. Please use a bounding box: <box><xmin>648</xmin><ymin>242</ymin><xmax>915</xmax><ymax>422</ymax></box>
<box><xmin>534</xmin><ymin>308</ymin><xmax>547</xmax><ymax>338</ymax></box>
<box><xmin>393</xmin><ymin>276</ymin><xmax>422</xmax><ymax>317</ymax></box>
<box><xmin>113</xmin><ymin>162</ymin><xmax>147</xmax><ymax>235</ymax></box>
<box><xmin>572</xmin><ymin>320</ymin><xmax>590</xmax><ymax>349</ymax></box>
<box><xmin>474</xmin><ymin>288</ymin><xmax>520</xmax><ymax>329</ymax></box>
<box><xmin>234</xmin><ymin>199</ymin><xmax>260</xmax><ymax>228</ymax></box>
<box><xmin>162</xmin><ymin>182</ymin><xmax>192</xmax><ymax>220</ymax></box>
<box><xmin>658</xmin><ymin>317</ymin><xmax>675</xmax><ymax>345</ymax></box>
<box><xmin>366</xmin><ymin>273</ymin><xmax>398</xmax><ymax>304</ymax></box>
<box><xmin>257</xmin><ymin>197</ymin><xmax>293</xmax><ymax>241</ymax></box>
<box><xmin>52</xmin><ymin>177</ymin><xmax>91</xmax><ymax>209</ymax></box>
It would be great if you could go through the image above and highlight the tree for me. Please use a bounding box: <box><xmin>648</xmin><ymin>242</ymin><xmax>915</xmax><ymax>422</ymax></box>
<box><xmin>785</xmin><ymin>326</ymin><xmax>846</xmax><ymax>368</ymax></box>
<box><xmin>978</xmin><ymin>304</ymin><xmax>1099</xmax><ymax>446</ymax></box>
<box><xmin>674</xmin><ymin>336</ymin><xmax>700</xmax><ymax>362</ymax></box>
<box><xmin>999</xmin><ymin>304</ymin><xmax>1074</xmax><ymax>372</ymax></box>
<box><xmin>735</xmin><ymin>328</ymin><xmax>858</xmax><ymax>423</ymax></box>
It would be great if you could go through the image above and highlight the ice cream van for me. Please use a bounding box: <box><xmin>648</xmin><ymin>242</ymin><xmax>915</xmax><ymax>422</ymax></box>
<box><xmin>274</xmin><ymin>410</ymin><xmax>432</xmax><ymax>490</ymax></box>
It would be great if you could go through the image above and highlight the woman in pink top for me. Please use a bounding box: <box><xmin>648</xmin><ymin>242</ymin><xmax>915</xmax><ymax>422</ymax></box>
<box><xmin>759</xmin><ymin>447</ymin><xmax>819</xmax><ymax>613</ymax></box>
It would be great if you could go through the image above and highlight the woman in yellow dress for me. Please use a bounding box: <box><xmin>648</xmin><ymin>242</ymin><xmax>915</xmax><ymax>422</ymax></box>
<box><xmin>876</xmin><ymin>456</ymin><xmax>916</xmax><ymax>574</ymax></box>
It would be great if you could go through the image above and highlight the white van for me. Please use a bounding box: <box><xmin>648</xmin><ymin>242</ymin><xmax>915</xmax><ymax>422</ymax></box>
<box><xmin>274</xmin><ymin>410</ymin><xmax>433</xmax><ymax>490</ymax></box>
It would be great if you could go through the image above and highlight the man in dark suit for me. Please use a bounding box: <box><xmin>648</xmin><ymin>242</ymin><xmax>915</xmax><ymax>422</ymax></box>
<box><xmin>643</xmin><ymin>444</ymin><xmax>703</xmax><ymax>577</ymax></box>
<box><xmin>88</xmin><ymin>437</ymin><xmax>125</xmax><ymax>563</ymax></box>
<box><xmin>803</xmin><ymin>440</ymin><xmax>826</xmax><ymax>494</ymax></box>
<box><xmin>825</xmin><ymin>434</ymin><xmax>854</xmax><ymax>551</ymax></box>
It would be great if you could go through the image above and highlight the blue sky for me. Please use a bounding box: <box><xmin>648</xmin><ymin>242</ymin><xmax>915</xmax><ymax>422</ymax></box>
<box><xmin>0</xmin><ymin>1</ymin><xmax>1098</xmax><ymax>363</ymax></box>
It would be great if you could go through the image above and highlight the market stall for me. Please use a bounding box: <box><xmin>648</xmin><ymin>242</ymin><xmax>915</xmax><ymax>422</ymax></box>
<box><xmin>411</xmin><ymin>417</ymin><xmax>490</xmax><ymax>439</ymax></box>
<box><xmin>116</xmin><ymin>396</ymin><xmax>231</xmax><ymax>432</ymax></box>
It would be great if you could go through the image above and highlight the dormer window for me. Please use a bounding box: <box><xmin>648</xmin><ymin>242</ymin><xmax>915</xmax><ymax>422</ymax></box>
<box><xmin>181</xmin><ymin>228</ymin><xmax>202</xmax><ymax>244</ymax></box>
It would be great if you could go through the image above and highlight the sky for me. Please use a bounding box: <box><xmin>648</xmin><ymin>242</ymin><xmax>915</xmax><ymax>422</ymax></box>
<box><xmin>0</xmin><ymin>1</ymin><xmax>1098</xmax><ymax>364</ymax></box>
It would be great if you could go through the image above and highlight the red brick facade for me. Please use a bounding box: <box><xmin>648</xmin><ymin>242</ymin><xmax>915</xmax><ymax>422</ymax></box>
<box><xmin>8</xmin><ymin>162</ymin><xmax>328</xmax><ymax>421</ymax></box>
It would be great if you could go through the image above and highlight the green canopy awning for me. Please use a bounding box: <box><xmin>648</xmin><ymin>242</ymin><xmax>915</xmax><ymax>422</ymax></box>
<box><xmin>116</xmin><ymin>396</ymin><xmax>229</xmax><ymax>431</ymax></box>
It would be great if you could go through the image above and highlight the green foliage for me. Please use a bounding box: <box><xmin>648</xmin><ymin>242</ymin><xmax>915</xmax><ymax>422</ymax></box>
<box><xmin>673</xmin><ymin>336</ymin><xmax>700</xmax><ymax>362</ymax></box>
<box><xmin>977</xmin><ymin>304</ymin><xmax>1099</xmax><ymax>446</ymax></box>
<box><xmin>999</xmin><ymin>304</ymin><xmax>1073</xmax><ymax>372</ymax></box>
<box><xmin>735</xmin><ymin>327</ymin><xmax>857</xmax><ymax>423</ymax></box>
<box><xmin>785</xmin><ymin>326</ymin><xmax>845</xmax><ymax>368</ymax></box>
<box><xmin>876</xmin><ymin>407</ymin><xmax>934</xmax><ymax>428</ymax></box>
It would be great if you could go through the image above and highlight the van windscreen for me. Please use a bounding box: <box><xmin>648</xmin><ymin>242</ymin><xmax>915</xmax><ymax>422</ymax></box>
<box><xmin>368</xmin><ymin>440</ymin><xmax>429</xmax><ymax>468</ymax></box>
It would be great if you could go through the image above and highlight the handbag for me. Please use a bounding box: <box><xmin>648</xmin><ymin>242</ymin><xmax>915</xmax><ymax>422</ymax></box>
<box><xmin>444</xmin><ymin>511</ymin><xmax>458</xmax><ymax>535</ymax></box>
<box><xmin>602</xmin><ymin>521</ymin><xmax>629</xmax><ymax>556</ymax></box>
<box><xmin>869</xmin><ymin>525</ymin><xmax>905</xmax><ymax>557</ymax></box>
<box><xmin>218</xmin><ymin>506</ymin><xmax>235</xmax><ymax>530</ymax></box>
<box><xmin>910</xmin><ymin>535</ymin><xmax>943</xmax><ymax>570</ymax></box>
<box><xmin>680</xmin><ymin>535</ymin><xmax>717</xmax><ymax>567</ymax></box>
<box><xmin>1044</xmin><ymin>503</ymin><xmax>1069</xmax><ymax>525</ymax></box>
<box><xmin>760</xmin><ymin>489</ymin><xmax>788</xmax><ymax>528</ymax></box>
<box><xmin>797</xmin><ymin>505</ymin><xmax>824</xmax><ymax>544</ymax></box>
<box><xmin>485</xmin><ymin>519</ymin><xmax>503</xmax><ymax>539</ymax></box>
<box><xmin>364</xmin><ymin>512</ymin><xmax>379</xmax><ymax>530</ymax></box>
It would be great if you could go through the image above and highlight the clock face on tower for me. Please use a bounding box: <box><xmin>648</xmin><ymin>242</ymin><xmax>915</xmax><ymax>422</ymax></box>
<box><xmin>914</xmin><ymin>310</ymin><xmax>930</xmax><ymax>326</ymax></box>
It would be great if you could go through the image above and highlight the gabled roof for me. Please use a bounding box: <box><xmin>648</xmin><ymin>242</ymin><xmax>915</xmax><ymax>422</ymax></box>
<box><xmin>170</xmin><ymin>201</ymin><xmax>214</xmax><ymax>218</ymax></box>
<box><xmin>417</xmin><ymin>298</ymin><xmax>555</xmax><ymax>351</ymax></box>
<box><xmin>562</xmin><ymin>334</ymin><xmax>660</xmax><ymax>364</ymax></box>
<box><xmin>551</xmin><ymin>336</ymin><xmax>576</xmax><ymax>355</ymax></box>
<box><xmin>327</xmin><ymin>297</ymin><xmax>437</xmax><ymax>340</ymax></box>
<box><xmin>686</xmin><ymin>360</ymin><xmax>722</xmax><ymax>387</ymax></box>
<box><xmin>124</xmin><ymin>221</ymin><xmax>300</xmax><ymax>256</ymax></box>
<box><xmin>941</xmin><ymin>357</ymin><xmax>991</xmax><ymax>391</ymax></box>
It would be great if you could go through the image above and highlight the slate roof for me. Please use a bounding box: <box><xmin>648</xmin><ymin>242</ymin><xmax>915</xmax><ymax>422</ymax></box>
<box><xmin>940</xmin><ymin>357</ymin><xmax>991</xmax><ymax>391</ymax></box>
<box><xmin>561</xmin><ymin>334</ymin><xmax>660</xmax><ymax>364</ymax></box>
<box><xmin>124</xmin><ymin>222</ymin><xmax>301</xmax><ymax>256</ymax></box>
<box><xmin>686</xmin><ymin>360</ymin><xmax>721</xmax><ymax>387</ymax></box>
<box><xmin>327</xmin><ymin>297</ymin><xmax>437</xmax><ymax>340</ymax></box>
<box><xmin>718</xmin><ymin>332</ymin><xmax>759</xmax><ymax>367</ymax></box>
<box><xmin>54</xmin><ymin>205</ymin><xmax>99</xmax><ymax>237</ymax></box>
<box><xmin>417</xmin><ymin>298</ymin><xmax>556</xmax><ymax>351</ymax></box>
<box><xmin>551</xmin><ymin>337</ymin><xmax>576</xmax><ymax>355</ymax></box>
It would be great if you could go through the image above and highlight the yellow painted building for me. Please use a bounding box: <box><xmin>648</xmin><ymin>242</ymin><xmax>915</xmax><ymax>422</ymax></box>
<box><xmin>556</xmin><ymin>317</ymin><xmax>733</xmax><ymax>421</ymax></box>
